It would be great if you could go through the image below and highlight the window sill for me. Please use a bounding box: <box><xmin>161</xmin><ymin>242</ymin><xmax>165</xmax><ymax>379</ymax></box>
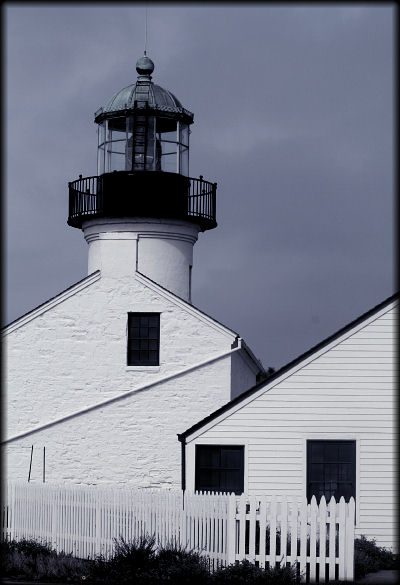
<box><xmin>126</xmin><ymin>366</ymin><xmax>161</xmax><ymax>372</ymax></box>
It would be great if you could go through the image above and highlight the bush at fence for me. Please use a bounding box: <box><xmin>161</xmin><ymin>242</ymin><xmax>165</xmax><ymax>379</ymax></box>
<box><xmin>210</xmin><ymin>559</ymin><xmax>299</xmax><ymax>584</ymax></box>
<box><xmin>89</xmin><ymin>536</ymin><xmax>210</xmax><ymax>585</ymax></box>
<box><xmin>0</xmin><ymin>538</ymin><xmax>91</xmax><ymax>582</ymax></box>
<box><xmin>354</xmin><ymin>535</ymin><xmax>398</xmax><ymax>580</ymax></box>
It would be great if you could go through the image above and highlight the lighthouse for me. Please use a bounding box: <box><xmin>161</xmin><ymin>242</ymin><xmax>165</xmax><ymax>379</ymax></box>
<box><xmin>4</xmin><ymin>54</ymin><xmax>264</xmax><ymax>487</ymax></box>
<box><xmin>68</xmin><ymin>55</ymin><xmax>217</xmax><ymax>302</ymax></box>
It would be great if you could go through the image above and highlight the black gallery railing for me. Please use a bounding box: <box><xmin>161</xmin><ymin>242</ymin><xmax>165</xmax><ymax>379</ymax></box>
<box><xmin>68</xmin><ymin>172</ymin><xmax>217</xmax><ymax>231</ymax></box>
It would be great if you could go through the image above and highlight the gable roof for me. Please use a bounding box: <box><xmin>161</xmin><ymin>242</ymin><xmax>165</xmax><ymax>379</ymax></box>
<box><xmin>135</xmin><ymin>270</ymin><xmax>240</xmax><ymax>338</ymax></box>
<box><xmin>178</xmin><ymin>292</ymin><xmax>398</xmax><ymax>442</ymax></box>
<box><xmin>2</xmin><ymin>271</ymin><xmax>101</xmax><ymax>335</ymax></box>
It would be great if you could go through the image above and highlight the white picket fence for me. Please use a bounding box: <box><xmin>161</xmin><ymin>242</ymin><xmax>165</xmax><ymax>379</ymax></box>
<box><xmin>2</xmin><ymin>482</ymin><xmax>355</xmax><ymax>582</ymax></box>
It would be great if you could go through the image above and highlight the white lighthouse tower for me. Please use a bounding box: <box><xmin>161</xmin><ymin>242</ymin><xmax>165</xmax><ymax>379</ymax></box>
<box><xmin>68</xmin><ymin>55</ymin><xmax>217</xmax><ymax>302</ymax></box>
<box><xmin>4</xmin><ymin>54</ymin><xmax>264</xmax><ymax>487</ymax></box>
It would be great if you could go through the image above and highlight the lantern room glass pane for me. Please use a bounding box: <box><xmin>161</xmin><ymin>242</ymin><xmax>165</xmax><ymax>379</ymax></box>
<box><xmin>179</xmin><ymin>124</ymin><xmax>189</xmax><ymax>147</ymax></box>
<box><xmin>97</xmin><ymin>122</ymin><xmax>106</xmax><ymax>175</ymax></box>
<box><xmin>179</xmin><ymin>145</ymin><xmax>189</xmax><ymax>175</ymax></box>
<box><xmin>103</xmin><ymin>117</ymin><xmax>126</xmax><ymax>173</ymax></box>
<box><xmin>157</xmin><ymin>119</ymin><xmax>179</xmax><ymax>173</ymax></box>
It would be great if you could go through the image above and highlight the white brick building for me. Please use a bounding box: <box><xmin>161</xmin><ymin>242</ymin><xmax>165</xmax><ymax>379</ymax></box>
<box><xmin>3</xmin><ymin>54</ymin><xmax>264</xmax><ymax>488</ymax></box>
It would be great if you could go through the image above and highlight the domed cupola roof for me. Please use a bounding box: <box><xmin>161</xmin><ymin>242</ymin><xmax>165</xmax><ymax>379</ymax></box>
<box><xmin>94</xmin><ymin>55</ymin><xmax>194</xmax><ymax>125</ymax></box>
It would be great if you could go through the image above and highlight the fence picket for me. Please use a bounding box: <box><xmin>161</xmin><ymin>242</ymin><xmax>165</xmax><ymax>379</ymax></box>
<box><xmin>346</xmin><ymin>498</ymin><xmax>355</xmax><ymax>582</ymax></box>
<box><xmin>299</xmin><ymin>498</ymin><xmax>307</xmax><ymax>581</ymax></box>
<box><xmin>258</xmin><ymin>496</ymin><xmax>267</xmax><ymax>568</ymax></box>
<box><xmin>310</xmin><ymin>496</ymin><xmax>318</xmax><ymax>582</ymax></box>
<box><xmin>226</xmin><ymin>493</ymin><xmax>236</xmax><ymax>566</ymax></box>
<box><xmin>338</xmin><ymin>497</ymin><xmax>346</xmax><ymax>581</ymax></box>
<box><xmin>237</xmin><ymin>493</ymin><xmax>247</xmax><ymax>561</ymax></box>
<box><xmin>270</xmin><ymin>496</ymin><xmax>277</xmax><ymax>569</ymax></box>
<box><xmin>319</xmin><ymin>496</ymin><xmax>327</xmax><ymax>583</ymax></box>
<box><xmin>328</xmin><ymin>496</ymin><xmax>336</xmax><ymax>581</ymax></box>
<box><xmin>280</xmin><ymin>495</ymin><xmax>288</xmax><ymax>567</ymax></box>
<box><xmin>248</xmin><ymin>495</ymin><xmax>257</xmax><ymax>562</ymax></box>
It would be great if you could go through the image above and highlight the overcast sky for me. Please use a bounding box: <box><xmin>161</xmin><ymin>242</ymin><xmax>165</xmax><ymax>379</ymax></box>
<box><xmin>4</xmin><ymin>3</ymin><xmax>395</xmax><ymax>370</ymax></box>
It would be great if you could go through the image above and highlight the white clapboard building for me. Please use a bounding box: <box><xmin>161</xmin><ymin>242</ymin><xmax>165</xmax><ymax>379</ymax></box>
<box><xmin>3</xmin><ymin>55</ymin><xmax>265</xmax><ymax>488</ymax></box>
<box><xmin>179</xmin><ymin>294</ymin><xmax>397</xmax><ymax>549</ymax></box>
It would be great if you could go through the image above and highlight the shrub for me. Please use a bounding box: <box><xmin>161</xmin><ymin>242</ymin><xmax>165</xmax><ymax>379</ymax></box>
<box><xmin>354</xmin><ymin>535</ymin><xmax>397</xmax><ymax>579</ymax></box>
<box><xmin>88</xmin><ymin>535</ymin><xmax>157</xmax><ymax>584</ymax></box>
<box><xmin>0</xmin><ymin>538</ymin><xmax>91</xmax><ymax>582</ymax></box>
<box><xmin>152</xmin><ymin>542</ymin><xmax>210</xmax><ymax>584</ymax></box>
<box><xmin>210</xmin><ymin>560</ymin><xmax>298</xmax><ymax>585</ymax></box>
<box><xmin>211</xmin><ymin>559</ymin><xmax>265</xmax><ymax>584</ymax></box>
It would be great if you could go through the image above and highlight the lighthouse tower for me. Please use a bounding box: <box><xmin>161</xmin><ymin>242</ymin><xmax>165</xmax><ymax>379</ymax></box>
<box><xmin>67</xmin><ymin>55</ymin><xmax>216</xmax><ymax>302</ymax></box>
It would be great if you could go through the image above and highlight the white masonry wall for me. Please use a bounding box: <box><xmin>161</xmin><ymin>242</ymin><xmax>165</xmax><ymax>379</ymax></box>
<box><xmin>3</xmin><ymin>270</ymin><xmax>259</xmax><ymax>487</ymax></box>
<box><xmin>185</xmin><ymin>302</ymin><xmax>397</xmax><ymax>550</ymax></box>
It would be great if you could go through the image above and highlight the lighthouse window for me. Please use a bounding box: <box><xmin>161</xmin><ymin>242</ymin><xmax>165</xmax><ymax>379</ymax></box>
<box><xmin>127</xmin><ymin>313</ymin><xmax>160</xmax><ymax>366</ymax></box>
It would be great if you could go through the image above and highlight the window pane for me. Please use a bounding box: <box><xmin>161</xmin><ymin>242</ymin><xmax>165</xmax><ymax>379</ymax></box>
<box><xmin>339</xmin><ymin>463</ymin><xmax>352</xmax><ymax>481</ymax></box>
<box><xmin>198</xmin><ymin>447</ymin><xmax>220</xmax><ymax>467</ymax></box>
<box><xmin>339</xmin><ymin>443</ymin><xmax>354</xmax><ymax>461</ymax></box>
<box><xmin>325</xmin><ymin>463</ymin><xmax>338</xmax><ymax>482</ymax></box>
<box><xmin>310</xmin><ymin>463</ymin><xmax>324</xmax><ymax>481</ymax></box>
<box><xmin>325</xmin><ymin>444</ymin><xmax>339</xmax><ymax>462</ymax></box>
<box><xmin>221</xmin><ymin>448</ymin><xmax>242</xmax><ymax>468</ymax></box>
<box><xmin>197</xmin><ymin>470</ymin><xmax>220</xmax><ymax>492</ymax></box>
<box><xmin>149</xmin><ymin>327</ymin><xmax>159</xmax><ymax>339</ymax></box>
<box><xmin>311</xmin><ymin>443</ymin><xmax>324</xmax><ymax>462</ymax></box>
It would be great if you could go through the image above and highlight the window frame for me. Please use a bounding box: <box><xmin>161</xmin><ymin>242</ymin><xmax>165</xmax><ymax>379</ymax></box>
<box><xmin>195</xmin><ymin>444</ymin><xmax>245</xmax><ymax>495</ymax></box>
<box><xmin>127</xmin><ymin>312</ymin><xmax>160</xmax><ymax>366</ymax></box>
<box><xmin>306</xmin><ymin>439</ymin><xmax>356</xmax><ymax>503</ymax></box>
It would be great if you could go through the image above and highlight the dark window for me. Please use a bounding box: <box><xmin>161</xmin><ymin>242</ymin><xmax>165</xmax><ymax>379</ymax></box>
<box><xmin>307</xmin><ymin>440</ymin><xmax>356</xmax><ymax>503</ymax></box>
<box><xmin>127</xmin><ymin>313</ymin><xmax>160</xmax><ymax>366</ymax></box>
<box><xmin>195</xmin><ymin>445</ymin><xmax>244</xmax><ymax>494</ymax></box>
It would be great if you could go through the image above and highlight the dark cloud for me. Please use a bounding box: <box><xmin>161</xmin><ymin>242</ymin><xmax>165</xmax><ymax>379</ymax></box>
<box><xmin>5</xmin><ymin>4</ymin><xmax>394</xmax><ymax>369</ymax></box>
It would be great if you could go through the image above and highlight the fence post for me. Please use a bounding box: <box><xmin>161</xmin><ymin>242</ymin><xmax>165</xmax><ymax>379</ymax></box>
<box><xmin>345</xmin><ymin>497</ymin><xmax>355</xmax><ymax>582</ymax></box>
<box><xmin>226</xmin><ymin>493</ymin><xmax>236</xmax><ymax>565</ymax></box>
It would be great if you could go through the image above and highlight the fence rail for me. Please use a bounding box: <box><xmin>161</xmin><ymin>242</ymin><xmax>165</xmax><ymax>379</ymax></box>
<box><xmin>2</xmin><ymin>482</ymin><xmax>355</xmax><ymax>582</ymax></box>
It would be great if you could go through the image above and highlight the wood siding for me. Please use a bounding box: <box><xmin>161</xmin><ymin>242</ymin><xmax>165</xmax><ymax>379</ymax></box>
<box><xmin>187</xmin><ymin>303</ymin><xmax>396</xmax><ymax>549</ymax></box>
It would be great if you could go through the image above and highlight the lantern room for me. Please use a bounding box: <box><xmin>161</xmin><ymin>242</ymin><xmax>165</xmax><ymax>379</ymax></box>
<box><xmin>94</xmin><ymin>56</ymin><xmax>192</xmax><ymax>176</ymax></box>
